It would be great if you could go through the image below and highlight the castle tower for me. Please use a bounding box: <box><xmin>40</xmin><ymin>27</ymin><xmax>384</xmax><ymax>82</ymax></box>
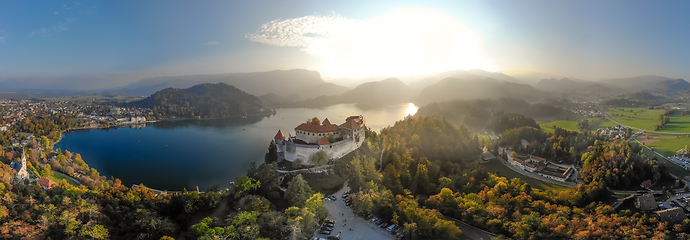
<box><xmin>274</xmin><ymin>130</ymin><xmax>285</xmax><ymax>153</ymax></box>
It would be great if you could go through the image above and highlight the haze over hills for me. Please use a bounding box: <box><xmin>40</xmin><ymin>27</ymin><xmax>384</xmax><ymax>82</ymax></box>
<box><xmin>108</xmin><ymin>69</ymin><xmax>350</xmax><ymax>99</ymax></box>
<box><xmin>415</xmin><ymin>77</ymin><xmax>546</xmax><ymax>106</ymax></box>
<box><xmin>596</xmin><ymin>75</ymin><xmax>677</xmax><ymax>92</ymax></box>
<box><xmin>126</xmin><ymin>83</ymin><xmax>273</xmax><ymax>118</ymax></box>
<box><xmin>535</xmin><ymin>78</ymin><xmax>624</xmax><ymax>95</ymax></box>
<box><xmin>649</xmin><ymin>79</ymin><xmax>690</xmax><ymax>94</ymax></box>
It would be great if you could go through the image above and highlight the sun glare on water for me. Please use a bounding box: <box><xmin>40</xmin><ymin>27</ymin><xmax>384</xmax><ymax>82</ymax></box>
<box><xmin>405</xmin><ymin>103</ymin><xmax>418</xmax><ymax>116</ymax></box>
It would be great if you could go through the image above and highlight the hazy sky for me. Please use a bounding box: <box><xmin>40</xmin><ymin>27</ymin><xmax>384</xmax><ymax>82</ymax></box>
<box><xmin>1</xmin><ymin>0</ymin><xmax>689</xmax><ymax>89</ymax></box>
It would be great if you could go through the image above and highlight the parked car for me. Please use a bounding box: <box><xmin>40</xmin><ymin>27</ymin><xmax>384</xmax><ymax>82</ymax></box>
<box><xmin>319</xmin><ymin>230</ymin><xmax>331</xmax><ymax>235</ymax></box>
<box><xmin>380</xmin><ymin>222</ymin><xmax>389</xmax><ymax>228</ymax></box>
<box><xmin>325</xmin><ymin>220</ymin><xmax>335</xmax><ymax>224</ymax></box>
<box><xmin>322</xmin><ymin>226</ymin><xmax>334</xmax><ymax>231</ymax></box>
<box><xmin>327</xmin><ymin>236</ymin><xmax>340</xmax><ymax>240</ymax></box>
<box><xmin>325</xmin><ymin>222</ymin><xmax>334</xmax><ymax>227</ymax></box>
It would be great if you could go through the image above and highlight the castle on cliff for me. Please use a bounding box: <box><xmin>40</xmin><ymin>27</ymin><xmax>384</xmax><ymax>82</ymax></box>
<box><xmin>274</xmin><ymin>115</ymin><xmax>366</xmax><ymax>163</ymax></box>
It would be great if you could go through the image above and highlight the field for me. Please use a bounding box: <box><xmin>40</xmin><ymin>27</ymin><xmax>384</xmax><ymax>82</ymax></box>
<box><xmin>646</xmin><ymin>136</ymin><xmax>690</xmax><ymax>158</ymax></box>
<box><xmin>538</xmin><ymin>118</ymin><xmax>616</xmax><ymax>134</ymax></box>
<box><xmin>608</xmin><ymin>107</ymin><xmax>665</xmax><ymax>131</ymax></box>
<box><xmin>481</xmin><ymin>159</ymin><xmax>568</xmax><ymax>191</ymax></box>
<box><xmin>660</xmin><ymin>111</ymin><xmax>690</xmax><ymax>133</ymax></box>
<box><xmin>608</xmin><ymin>107</ymin><xmax>690</xmax><ymax>133</ymax></box>
<box><xmin>49</xmin><ymin>172</ymin><xmax>79</xmax><ymax>186</ymax></box>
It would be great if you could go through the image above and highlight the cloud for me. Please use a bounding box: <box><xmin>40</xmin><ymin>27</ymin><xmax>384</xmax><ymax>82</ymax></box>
<box><xmin>54</xmin><ymin>11</ymin><xmax>59</xmax><ymax>15</ymax></box>
<box><xmin>246</xmin><ymin>9</ymin><xmax>496</xmax><ymax>78</ymax></box>
<box><xmin>31</xmin><ymin>18</ymin><xmax>75</xmax><ymax>36</ymax></box>
<box><xmin>201</xmin><ymin>41</ymin><xmax>219</xmax><ymax>46</ymax></box>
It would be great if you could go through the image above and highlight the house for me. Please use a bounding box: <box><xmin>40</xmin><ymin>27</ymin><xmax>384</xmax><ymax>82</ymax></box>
<box><xmin>37</xmin><ymin>178</ymin><xmax>57</xmax><ymax>189</ymax></box>
<box><xmin>480</xmin><ymin>152</ymin><xmax>495</xmax><ymax>161</ymax></box>
<box><xmin>656</xmin><ymin>207</ymin><xmax>687</xmax><ymax>224</ymax></box>
<box><xmin>640</xmin><ymin>179</ymin><xmax>653</xmax><ymax>189</ymax></box>
<box><xmin>635</xmin><ymin>194</ymin><xmax>658</xmax><ymax>212</ymax></box>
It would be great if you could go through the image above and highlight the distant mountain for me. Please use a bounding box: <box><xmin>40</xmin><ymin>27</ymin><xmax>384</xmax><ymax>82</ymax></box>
<box><xmin>415</xmin><ymin>77</ymin><xmax>547</xmax><ymax>105</ymax></box>
<box><xmin>535</xmin><ymin>78</ymin><xmax>623</xmax><ymax>95</ymax></box>
<box><xmin>127</xmin><ymin>83</ymin><xmax>272</xmax><ymax>118</ymax></box>
<box><xmin>340</xmin><ymin>78</ymin><xmax>413</xmax><ymax>104</ymax></box>
<box><xmin>409</xmin><ymin>69</ymin><xmax>519</xmax><ymax>93</ymax></box>
<box><xmin>109</xmin><ymin>69</ymin><xmax>350</xmax><ymax>98</ymax></box>
<box><xmin>649</xmin><ymin>79</ymin><xmax>689</xmax><ymax>94</ymax></box>
<box><xmin>597</xmin><ymin>75</ymin><xmax>676</xmax><ymax>92</ymax></box>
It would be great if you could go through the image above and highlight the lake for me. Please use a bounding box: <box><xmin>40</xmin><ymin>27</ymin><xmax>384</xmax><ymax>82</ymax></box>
<box><xmin>55</xmin><ymin>103</ymin><xmax>418</xmax><ymax>191</ymax></box>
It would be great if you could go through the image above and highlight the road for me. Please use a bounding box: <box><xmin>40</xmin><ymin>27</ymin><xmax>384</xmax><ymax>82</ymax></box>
<box><xmin>605</xmin><ymin>113</ymin><xmax>690</xmax><ymax>135</ymax></box>
<box><xmin>320</xmin><ymin>182</ymin><xmax>396</xmax><ymax>240</ymax></box>
<box><xmin>443</xmin><ymin>217</ymin><xmax>496</xmax><ymax>240</ymax></box>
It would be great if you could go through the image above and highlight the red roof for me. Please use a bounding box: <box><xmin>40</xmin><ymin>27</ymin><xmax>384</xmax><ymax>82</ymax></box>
<box><xmin>530</xmin><ymin>155</ymin><xmax>546</xmax><ymax>162</ymax></box>
<box><xmin>322</xmin><ymin>118</ymin><xmax>331</xmax><ymax>125</ymax></box>
<box><xmin>340</xmin><ymin>115</ymin><xmax>365</xmax><ymax>130</ymax></box>
<box><xmin>38</xmin><ymin>177</ymin><xmax>56</xmax><ymax>188</ymax></box>
<box><xmin>295</xmin><ymin>123</ymin><xmax>341</xmax><ymax>133</ymax></box>
<box><xmin>274</xmin><ymin>130</ymin><xmax>285</xmax><ymax>140</ymax></box>
<box><xmin>318</xmin><ymin>137</ymin><xmax>330</xmax><ymax>145</ymax></box>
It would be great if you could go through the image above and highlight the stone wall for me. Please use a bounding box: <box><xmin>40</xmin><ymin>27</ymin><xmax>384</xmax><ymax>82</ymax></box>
<box><xmin>283</xmin><ymin>136</ymin><xmax>364</xmax><ymax>163</ymax></box>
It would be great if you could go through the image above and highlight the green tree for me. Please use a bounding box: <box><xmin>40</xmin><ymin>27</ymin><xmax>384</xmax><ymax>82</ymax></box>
<box><xmin>309</xmin><ymin>150</ymin><xmax>329</xmax><ymax>166</ymax></box>
<box><xmin>265</xmin><ymin>140</ymin><xmax>278</xmax><ymax>163</ymax></box>
<box><xmin>284</xmin><ymin>174</ymin><xmax>314</xmax><ymax>207</ymax></box>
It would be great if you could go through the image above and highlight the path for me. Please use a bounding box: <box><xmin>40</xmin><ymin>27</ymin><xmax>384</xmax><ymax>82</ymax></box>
<box><xmin>443</xmin><ymin>217</ymin><xmax>496</xmax><ymax>240</ymax></box>
<box><xmin>277</xmin><ymin>165</ymin><xmax>331</xmax><ymax>174</ymax></box>
<box><xmin>51</xmin><ymin>170</ymin><xmax>81</xmax><ymax>185</ymax></box>
<box><xmin>605</xmin><ymin>113</ymin><xmax>690</xmax><ymax>135</ymax></box>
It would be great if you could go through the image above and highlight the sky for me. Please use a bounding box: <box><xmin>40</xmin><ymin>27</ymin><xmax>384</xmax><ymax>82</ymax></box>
<box><xmin>0</xmin><ymin>0</ymin><xmax>689</xmax><ymax>90</ymax></box>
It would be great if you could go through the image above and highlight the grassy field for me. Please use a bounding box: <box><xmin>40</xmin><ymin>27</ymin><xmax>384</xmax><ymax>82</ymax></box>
<box><xmin>481</xmin><ymin>159</ymin><xmax>568</xmax><ymax>191</ymax></box>
<box><xmin>660</xmin><ymin>111</ymin><xmax>690</xmax><ymax>133</ymax></box>
<box><xmin>646</xmin><ymin>136</ymin><xmax>690</xmax><ymax>158</ymax></box>
<box><xmin>49</xmin><ymin>173</ymin><xmax>79</xmax><ymax>186</ymax></box>
<box><xmin>538</xmin><ymin>118</ymin><xmax>616</xmax><ymax>134</ymax></box>
<box><xmin>608</xmin><ymin>107</ymin><xmax>690</xmax><ymax>133</ymax></box>
<box><xmin>538</xmin><ymin>120</ymin><xmax>579</xmax><ymax>133</ymax></box>
<box><xmin>608</xmin><ymin>107</ymin><xmax>665</xmax><ymax>131</ymax></box>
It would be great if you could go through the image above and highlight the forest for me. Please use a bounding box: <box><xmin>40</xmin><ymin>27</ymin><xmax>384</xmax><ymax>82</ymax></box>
<box><xmin>0</xmin><ymin>104</ymin><xmax>686</xmax><ymax>239</ymax></box>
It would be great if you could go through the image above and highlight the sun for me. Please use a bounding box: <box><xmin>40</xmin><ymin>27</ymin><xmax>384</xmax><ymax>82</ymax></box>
<box><xmin>319</xmin><ymin>8</ymin><xmax>497</xmax><ymax>78</ymax></box>
<box><xmin>405</xmin><ymin>103</ymin><xmax>418</xmax><ymax>116</ymax></box>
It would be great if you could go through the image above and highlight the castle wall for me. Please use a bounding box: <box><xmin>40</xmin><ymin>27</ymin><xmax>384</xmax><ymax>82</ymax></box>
<box><xmin>283</xmin><ymin>136</ymin><xmax>364</xmax><ymax>163</ymax></box>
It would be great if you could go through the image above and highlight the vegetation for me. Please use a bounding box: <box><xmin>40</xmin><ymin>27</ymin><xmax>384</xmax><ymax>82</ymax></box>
<box><xmin>127</xmin><ymin>83</ymin><xmax>275</xmax><ymax>119</ymax></box>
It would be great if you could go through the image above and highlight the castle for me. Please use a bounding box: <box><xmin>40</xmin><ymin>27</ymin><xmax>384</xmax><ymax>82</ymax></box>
<box><xmin>274</xmin><ymin>115</ymin><xmax>366</xmax><ymax>163</ymax></box>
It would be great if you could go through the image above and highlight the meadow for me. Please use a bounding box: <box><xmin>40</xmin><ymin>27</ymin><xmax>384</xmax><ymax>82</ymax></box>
<box><xmin>608</xmin><ymin>107</ymin><xmax>665</xmax><ymax>131</ymax></box>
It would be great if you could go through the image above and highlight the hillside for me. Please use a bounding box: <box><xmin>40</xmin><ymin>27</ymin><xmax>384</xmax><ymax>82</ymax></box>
<box><xmin>535</xmin><ymin>78</ymin><xmax>623</xmax><ymax>95</ymax></box>
<box><xmin>127</xmin><ymin>83</ymin><xmax>273</xmax><ymax>118</ymax></box>
<box><xmin>649</xmin><ymin>79</ymin><xmax>690</xmax><ymax>94</ymax></box>
<box><xmin>339</xmin><ymin>78</ymin><xmax>413</xmax><ymax>104</ymax></box>
<box><xmin>110</xmin><ymin>69</ymin><xmax>350</xmax><ymax>98</ymax></box>
<box><xmin>415</xmin><ymin>77</ymin><xmax>546</xmax><ymax>105</ymax></box>
<box><xmin>597</xmin><ymin>75</ymin><xmax>675</xmax><ymax>92</ymax></box>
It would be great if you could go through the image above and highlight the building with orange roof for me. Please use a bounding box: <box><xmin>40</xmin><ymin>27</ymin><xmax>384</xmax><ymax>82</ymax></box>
<box><xmin>37</xmin><ymin>177</ymin><xmax>56</xmax><ymax>189</ymax></box>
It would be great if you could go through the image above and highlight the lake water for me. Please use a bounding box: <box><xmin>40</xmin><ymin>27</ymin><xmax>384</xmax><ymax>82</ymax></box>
<box><xmin>55</xmin><ymin>103</ymin><xmax>417</xmax><ymax>191</ymax></box>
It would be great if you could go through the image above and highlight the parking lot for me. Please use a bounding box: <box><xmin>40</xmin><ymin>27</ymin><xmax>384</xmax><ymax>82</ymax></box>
<box><xmin>315</xmin><ymin>182</ymin><xmax>397</xmax><ymax>240</ymax></box>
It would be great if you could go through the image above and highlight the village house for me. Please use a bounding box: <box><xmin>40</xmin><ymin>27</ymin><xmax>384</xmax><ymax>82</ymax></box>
<box><xmin>37</xmin><ymin>177</ymin><xmax>57</xmax><ymax>189</ymax></box>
